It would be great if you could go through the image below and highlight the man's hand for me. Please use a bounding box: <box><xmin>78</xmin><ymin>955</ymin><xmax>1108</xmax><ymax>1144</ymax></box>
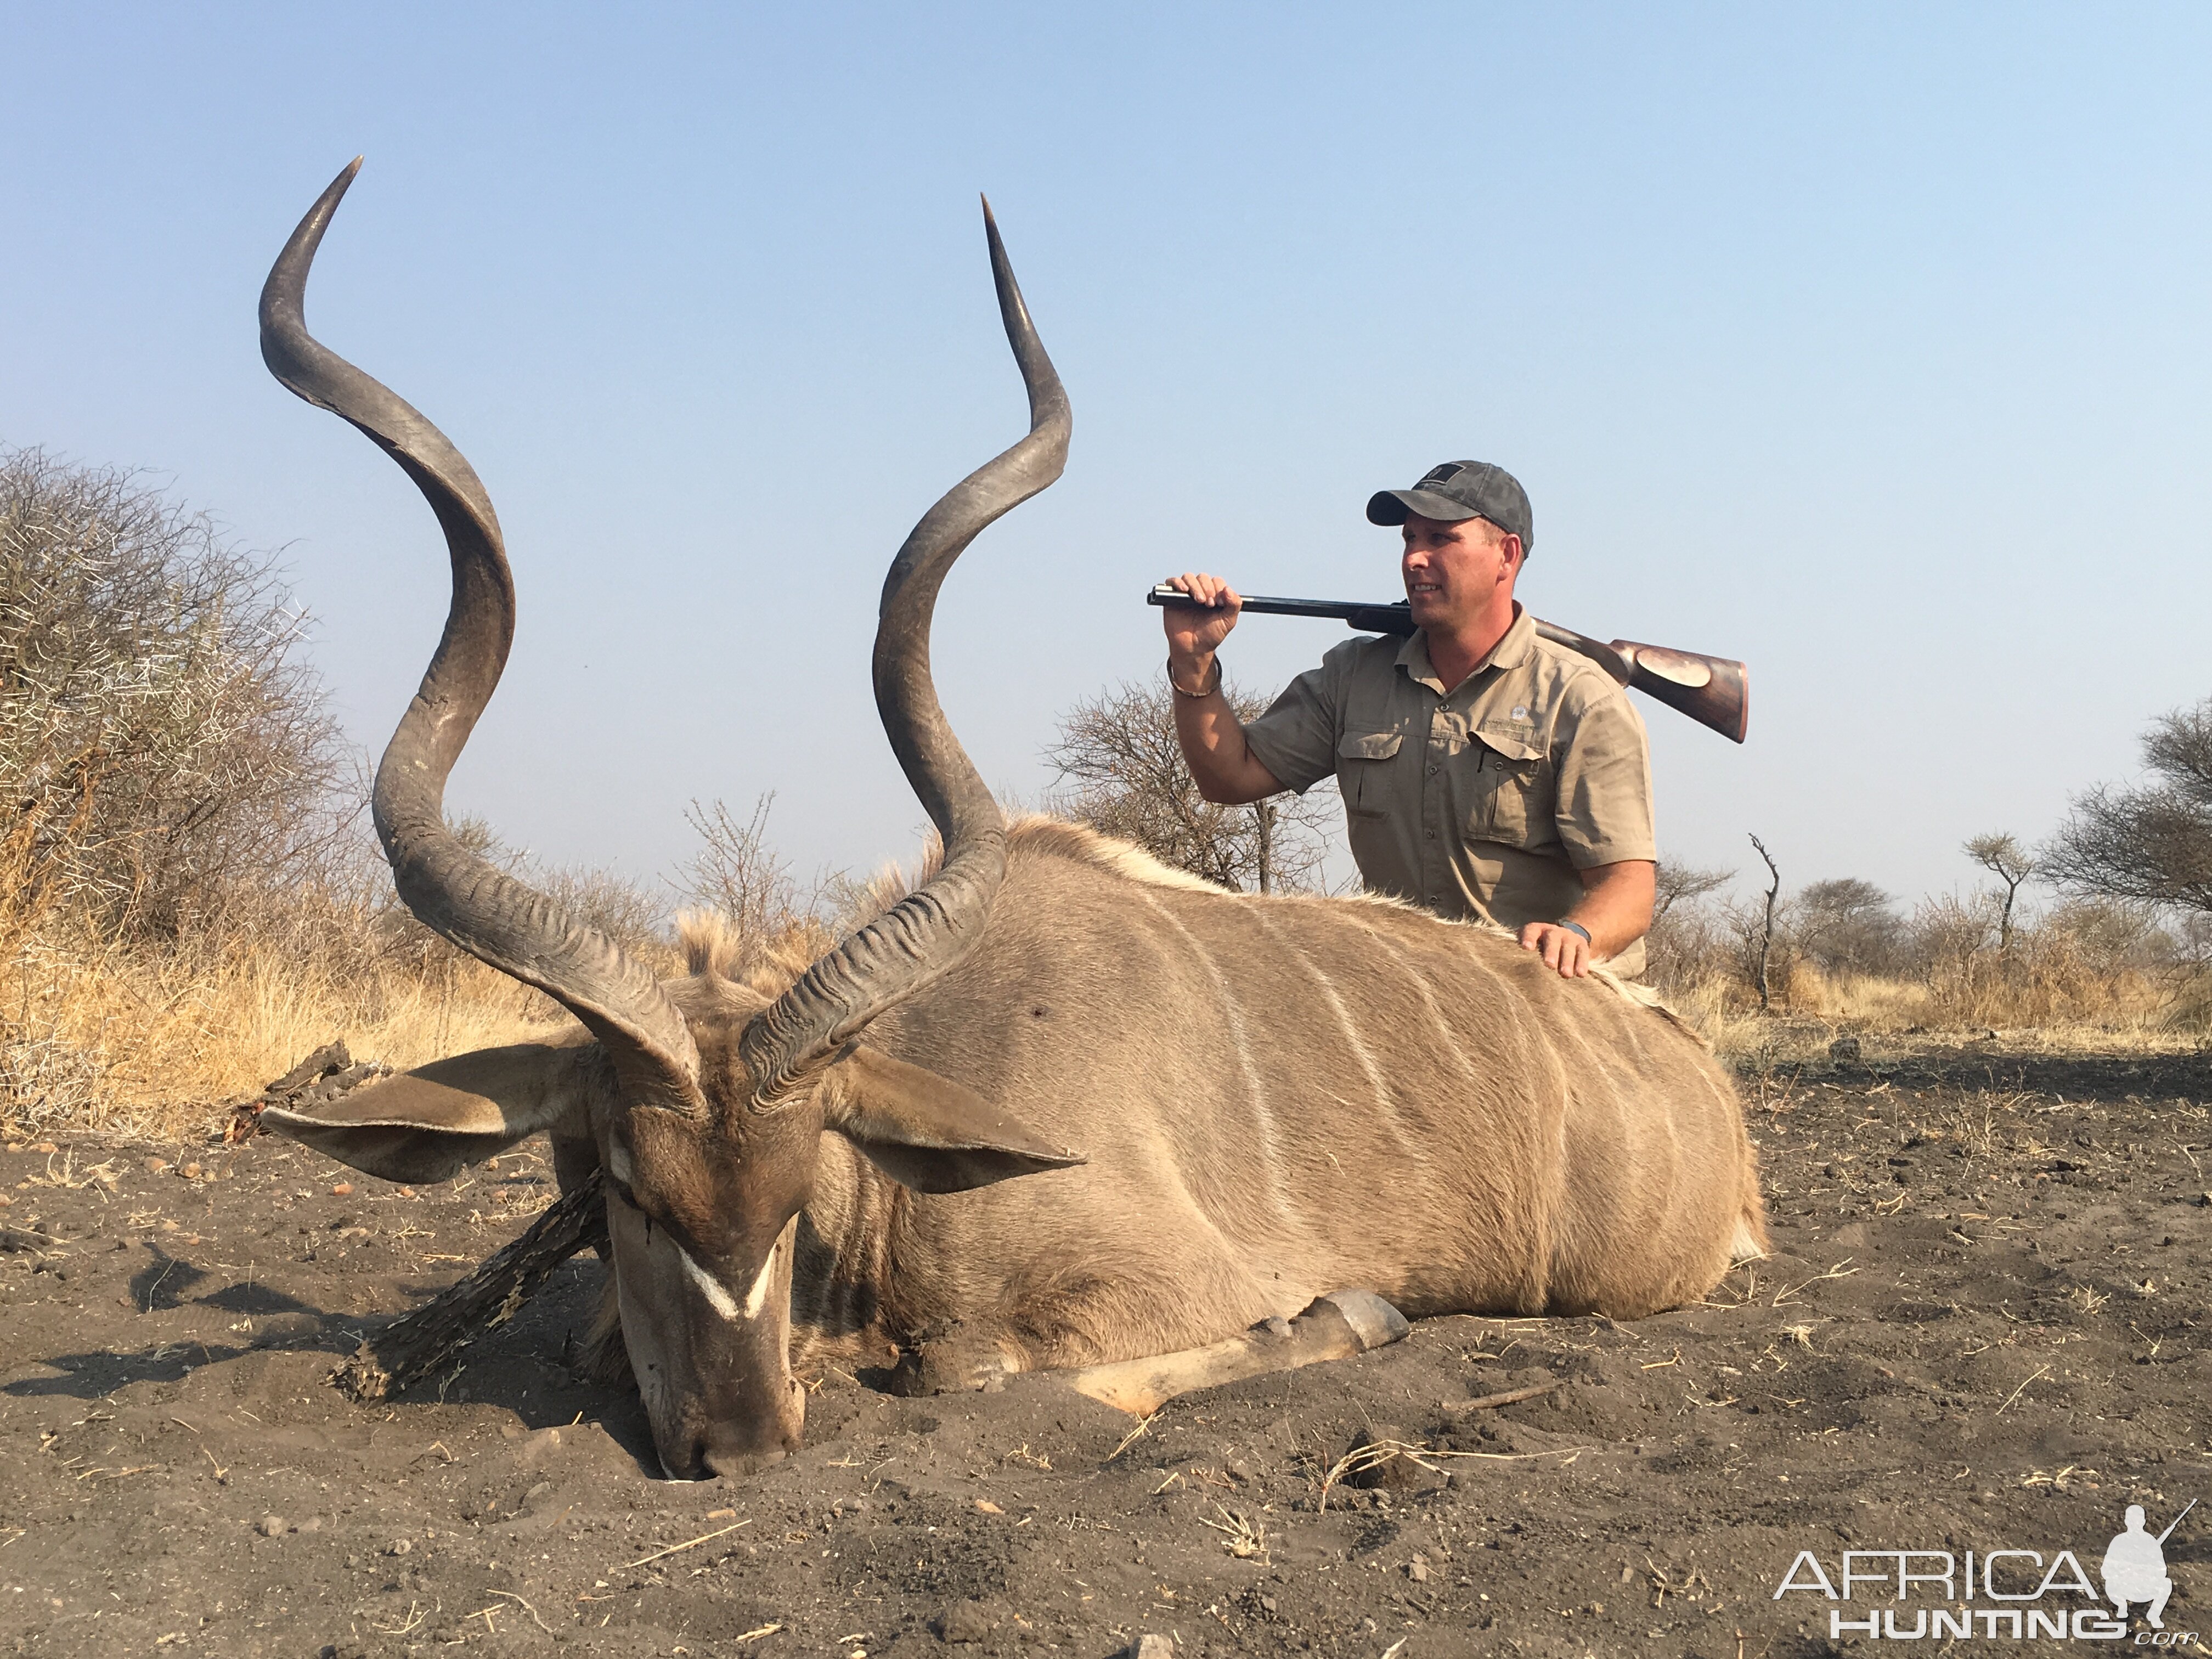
<box><xmin>1520</xmin><ymin>861</ymin><xmax>1655</xmax><ymax>979</ymax></box>
<box><xmin>1156</xmin><ymin>572</ymin><xmax>1282</xmax><ymax>806</ymax></box>
<box><xmin>1161</xmin><ymin>572</ymin><xmax>1242</xmax><ymax>666</ymax></box>
<box><xmin>1520</xmin><ymin>921</ymin><xmax>1595</xmax><ymax>978</ymax></box>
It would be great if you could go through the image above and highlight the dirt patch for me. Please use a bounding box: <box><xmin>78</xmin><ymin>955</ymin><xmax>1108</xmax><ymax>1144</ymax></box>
<box><xmin>3</xmin><ymin>1042</ymin><xmax>2209</xmax><ymax>1656</ymax></box>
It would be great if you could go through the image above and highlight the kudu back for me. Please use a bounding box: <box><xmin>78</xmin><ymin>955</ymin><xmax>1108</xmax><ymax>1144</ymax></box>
<box><xmin>259</xmin><ymin>162</ymin><xmax>1764</xmax><ymax>1481</ymax></box>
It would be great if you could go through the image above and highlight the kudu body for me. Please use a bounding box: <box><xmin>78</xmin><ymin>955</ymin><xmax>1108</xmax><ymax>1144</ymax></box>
<box><xmin>261</xmin><ymin>162</ymin><xmax>1764</xmax><ymax>1481</ymax></box>
<box><xmin>759</xmin><ymin>821</ymin><xmax>1764</xmax><ymax>1359</ymax></box>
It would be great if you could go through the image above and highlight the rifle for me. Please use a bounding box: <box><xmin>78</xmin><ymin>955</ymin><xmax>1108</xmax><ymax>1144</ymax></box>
<box><xmin>1147</xmin><ymin>585</ymin><xmax>1749</xmax><ymax>744</ymax></box>
<box><xmin>2157</xmin><ymin>1498</ymin><xmax>2197</xmax><ymax>1546</ymax></box>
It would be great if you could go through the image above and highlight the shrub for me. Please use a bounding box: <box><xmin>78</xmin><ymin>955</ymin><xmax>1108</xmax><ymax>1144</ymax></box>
<box><xmin>0</xmin><ymin>447</ymin><xmax>352</xmax><ymax>946</ymax></box>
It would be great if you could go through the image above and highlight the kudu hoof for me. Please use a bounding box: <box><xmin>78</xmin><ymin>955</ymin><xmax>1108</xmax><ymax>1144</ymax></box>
<box><xmin>896</xmin><ymin>1334</ymin><xmax>1014</xmax><ymax>1396</ymax></box>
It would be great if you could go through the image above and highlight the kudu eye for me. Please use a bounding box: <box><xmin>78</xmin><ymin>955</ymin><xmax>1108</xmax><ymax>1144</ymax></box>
<box><xmin>605</xmin><ymin>1176</ymin><xmax>667</xmax><ymax>1243</ymax></box>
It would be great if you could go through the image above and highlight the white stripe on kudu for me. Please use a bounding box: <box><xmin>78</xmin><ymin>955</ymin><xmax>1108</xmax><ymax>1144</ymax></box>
<box><xmin>676</xmin><ymin>1244</ymin><xmax>742</xmax><ymax>1323</ymax></box>
<box><xmin>1250</xmin><ymin>907</ymin><xmax>1397</xmax><ymax>1130</ymax></box>
<box><xmin>1132</xmin><ymin>887</ymin><xmax>1284</xmax><ymax>1177</ymax></box>
<box><xmin>742</xmin><ymin>1246</ymin><xmax>777</xmax><ymax>1321</ymax></box>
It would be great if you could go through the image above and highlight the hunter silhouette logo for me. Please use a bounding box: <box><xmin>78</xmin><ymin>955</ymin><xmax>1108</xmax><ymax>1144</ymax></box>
<box><xmin>2106</xmin><ymin>1501</ymin><xmax>2193</xmax><ymax>1630</ymax></box>
<box><xmin>1772</xmin><ymin>1499</ymin><xmax>2198</xmax><ymax>1643</ymax></box>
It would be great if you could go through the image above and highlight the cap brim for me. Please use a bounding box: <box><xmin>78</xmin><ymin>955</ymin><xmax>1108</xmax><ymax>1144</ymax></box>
<box><xmin>1365</xmin><ymin>488</ymin><xmax>1483</xmax><ymax>527</ymax></box>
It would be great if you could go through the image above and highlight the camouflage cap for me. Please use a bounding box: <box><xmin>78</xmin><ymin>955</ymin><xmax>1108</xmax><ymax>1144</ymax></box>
<box><xmin>1366</xmin><ymin>460</ymin><xmax>1533</xmax><ymax>552</ymax></box>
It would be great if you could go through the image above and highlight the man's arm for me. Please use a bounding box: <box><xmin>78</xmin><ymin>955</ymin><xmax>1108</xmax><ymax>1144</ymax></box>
<box><xmin>1161</xmin><ymin>572</ymin><xmax>1286</xmax><ymax>805</ymax></box>
<box><xmin>1523</xmin><ymin>674</ymin><xmax>1658</xmax><ymax>979</ymax></box>
<box><xmin>1520</xmin><ymin>859</ymin><xmax>1655</xmax><ymax>979</ymax></box>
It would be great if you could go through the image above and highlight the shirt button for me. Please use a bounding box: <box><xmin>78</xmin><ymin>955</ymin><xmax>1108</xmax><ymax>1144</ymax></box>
<box><xmin>1427</xmin><ymin>765</ymin><xmax>1439</xmax><ymax>776</ymax></box>
<box><xmin>1426</xmin><ymin>829</ymin><xmax>1438</xmax><ymax>839</ymax></box>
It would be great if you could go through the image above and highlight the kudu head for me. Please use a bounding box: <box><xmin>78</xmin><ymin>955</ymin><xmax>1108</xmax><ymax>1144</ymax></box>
<box><xmin>258</xmin><ymin>160</ymin><xmax>1079</xmax><ymax>1479</ymax></box>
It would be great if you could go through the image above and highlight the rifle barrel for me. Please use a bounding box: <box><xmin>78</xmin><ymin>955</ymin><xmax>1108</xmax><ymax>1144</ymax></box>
<box><xmin>1146</xmin><ymin>584</ymin><xmax>1749</xmax><ymax>744</ymax></box>
<box><xmin>1149</xmin><ymin>588</ymin><xmax>1403</xmax><ymax>623</ymax></box>
<box><xmin>2157</xmin><ymin>1497</ymin><xmax>2197</xmax><ymax>1545</ymax></box>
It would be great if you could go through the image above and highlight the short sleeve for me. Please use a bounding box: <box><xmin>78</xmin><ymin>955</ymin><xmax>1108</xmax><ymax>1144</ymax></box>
<box><xmin>1551</xmin><ymin>683</ymin><xmax>1656</xmax><ymax>868</ymax></box>
<box><xmin>1240</xmin><ymin>645</ymin><xmax>1355</xmax><ymax>795</ymax></box>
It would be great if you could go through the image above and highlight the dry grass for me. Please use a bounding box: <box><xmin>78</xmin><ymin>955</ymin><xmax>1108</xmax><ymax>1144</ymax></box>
<box><xmin>1679</xmin><ymin>998</ymin><xmax>2210</xmax><ymax>1071</ymax></box>
<box><xmin>0</xmin><ymin>916</ymin><xmax>575</xmax><ymax>1142</ymax></box>
<box><xmin>1655</xmin><ymin>891</ymin><xmax>2210</xmax><ymax>1061</ymax></box>
<box><xmin>0</xmin><ymin>846</ymin><xmax>915</xmax><ymax>1145</ymax></box>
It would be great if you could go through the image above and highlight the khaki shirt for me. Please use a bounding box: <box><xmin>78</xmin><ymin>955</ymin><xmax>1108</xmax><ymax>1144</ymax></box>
<box><xmin>1242</xmin><ymin>606</ymin><xmax>1656</xmax><ymax>977</ymax></box>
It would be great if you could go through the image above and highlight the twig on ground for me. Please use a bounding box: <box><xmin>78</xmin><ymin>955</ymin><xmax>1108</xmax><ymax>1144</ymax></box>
<box><xmin>1772</xmin><ymin>1259</ymin><xmax>1859</xmax><ymax>1306</ymax></box>
<box><xmin>1995</xmin><ymin>1364</ymin><xmax>2051</xmax><ymax>1416</ymax></box>
<box><xmin>488</xmin><ymin>1589</ymin><xmax>551</xmax><ymax>1632</ymax></box>
<box><xmin>1440</xmin><ymin>1381</ymin><xmax>1560</xmax><ymax>1413</ymax></box>
<box><xmin>1197</xmin><ymin>1504</ymin><xmax>1269</xmax><ymax>1561</ymax></box>
<box><xmin>1105</xmin><ymin>1414</ymin><xmax>1157</xmax><ymax>1462</ymax></box>
<box><xmin>372</xmin><ymin>1600</ymin><xmax>425</xmax><ymax>1637</ymax></box>
<box><xmin>620</xmin><ymin>1519</ymin><xmax>752</xmax><ymax>1570</ymax></box>
<box><xmin>1314</xmin><ymin>1436</ymin><xmax>1588</xmax><ymax>1512</ymax></box>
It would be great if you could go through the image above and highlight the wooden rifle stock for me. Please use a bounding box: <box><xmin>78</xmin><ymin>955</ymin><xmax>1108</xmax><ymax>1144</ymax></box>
<box><xmin>1147</xmin><ymin>586</ymin><xmax>1749</xmax><ymax>743</ymax></box>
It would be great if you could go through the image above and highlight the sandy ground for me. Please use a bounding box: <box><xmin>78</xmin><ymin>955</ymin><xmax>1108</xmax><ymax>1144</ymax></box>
<box><xmin>3</xmin><ymin>1040</ymin><xmax>2209</xmax><ymax>1658</ymax></box>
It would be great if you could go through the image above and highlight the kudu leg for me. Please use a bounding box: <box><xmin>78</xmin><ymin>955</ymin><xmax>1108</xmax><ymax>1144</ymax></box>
<box><xmin>1056</xmin><ymin>1291</ymin><xmax>1410</xmax><ymax>1417</ymax></box>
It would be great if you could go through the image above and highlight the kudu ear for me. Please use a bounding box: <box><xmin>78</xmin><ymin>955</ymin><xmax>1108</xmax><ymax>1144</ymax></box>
<box><xmin>261</xmin><ymin>1032</ymin><xmax>610</xmax><ymax>1186</ymax></box>
<box><xmin>823</xmin><ymin>1046</ymin><xmax>1084</xmax><ymax>1195</ymax></box>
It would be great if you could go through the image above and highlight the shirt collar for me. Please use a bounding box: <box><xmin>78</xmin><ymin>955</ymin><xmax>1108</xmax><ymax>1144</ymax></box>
<box><xmin>1396</xmin><ymin>604</ymin><xmax>1534</xmax><ymax>694</ymax></box>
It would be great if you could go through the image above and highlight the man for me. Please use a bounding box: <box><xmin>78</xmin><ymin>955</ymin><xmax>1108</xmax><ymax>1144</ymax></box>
<box><xmin>2101</xmin><ymin>1505</ymin><xmax>2175</xmax><ymax>1629</ymax></box>
<box><xmin>1161</xmin><ymin>460</ymin><xmax>1656</xmax><ymax>979</ymax></box>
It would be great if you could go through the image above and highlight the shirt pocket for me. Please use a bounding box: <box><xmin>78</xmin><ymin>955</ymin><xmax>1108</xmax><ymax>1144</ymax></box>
<box><xmin>1336</xmin><ymin>729</ymin><xmax>1404</xmax><ymax>818</ymax></box>
<box><xmin>1463</xmin><ymin>729</ymin><xmax>1547</xmax><ymax>845</ymax></box>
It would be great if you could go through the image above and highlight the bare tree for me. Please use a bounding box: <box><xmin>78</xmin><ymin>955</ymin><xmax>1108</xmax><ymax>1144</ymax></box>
<box><xmin>1963</xmin><ymin>831</ymin><xmax>2036</xmax><ymax>958</ymax></box>
<box><xmin>1046</xmin><ymin>679</ymin><xmax>1335</xmax><ymax>894</ymax></box>
<box><xmin>673</xmin><ymin>792</ymin><xmax>802</xmax><ymax>949</ymax></box>
<box><xmin>0</xmin><ymin>447</ymin><xmax>353</xmax><ymax>944</ymax></box>
<box><xmin>1746</xmin><ymin>833</ymin><xmax>1781</xmax><ymax>1013</ymax></box>
<box><xmin>538</xmin><ymin>860</ymin><xmax>672</xmax><ymax>959</ymax></box>
<box><xmin>1652</xmin><ymin>857</ymin><xmax>1733</xmax><ymax>931</ymax></box>
<box><xmin>2042</xmin><ymin>696</ymin><xmax>2212</xmax><ymax>918</ymax></box>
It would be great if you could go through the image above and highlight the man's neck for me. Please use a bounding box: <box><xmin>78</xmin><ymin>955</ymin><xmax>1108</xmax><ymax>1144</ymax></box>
<box><xmin>1424</xmin><ymin>601</ymin><xmax>1520</xmax><ymax>693</ymax></box>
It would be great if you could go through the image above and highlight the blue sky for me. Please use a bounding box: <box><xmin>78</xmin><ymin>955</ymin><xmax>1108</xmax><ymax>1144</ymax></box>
<box><xmin>5</xmin><ymin>4</ymin><xmax>2209</xmax><ymax>912</ymax></box>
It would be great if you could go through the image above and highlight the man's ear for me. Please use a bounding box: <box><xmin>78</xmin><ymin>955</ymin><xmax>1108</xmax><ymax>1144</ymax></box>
<box><xmin>822</xmin><ymin>1046</ymin><xmax>1085</xmax><ymax>1195</ymax></box>
<box><xmin>261</xmin><ymin>1030</ymin><xmax>611</xmax><ymax>1185</ymax></box>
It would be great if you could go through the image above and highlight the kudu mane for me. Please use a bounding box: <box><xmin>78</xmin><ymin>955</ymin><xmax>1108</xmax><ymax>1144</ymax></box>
<box><xmin>680</xmin><ymin>819</ymin><xmax>1231</xmax><ymax>998</ymax></box>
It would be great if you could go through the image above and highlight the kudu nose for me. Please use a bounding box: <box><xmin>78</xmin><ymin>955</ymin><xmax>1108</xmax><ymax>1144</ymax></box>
<box><xmin>659</xmin><ymin>1434</ymin><xmax>777</xmax><ymax>1482</ymax></box>
<box><xmin>669</xmin><ymin>1382</ymin><xmax>806</xmax><ymax>1481</ymax></box>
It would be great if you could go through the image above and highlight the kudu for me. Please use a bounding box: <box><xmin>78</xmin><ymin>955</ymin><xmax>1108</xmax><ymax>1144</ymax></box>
<box><xmin>262</xmin><ymin>161</ymin><xmax>1765</xmax><ymax>1481</ymax></box>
